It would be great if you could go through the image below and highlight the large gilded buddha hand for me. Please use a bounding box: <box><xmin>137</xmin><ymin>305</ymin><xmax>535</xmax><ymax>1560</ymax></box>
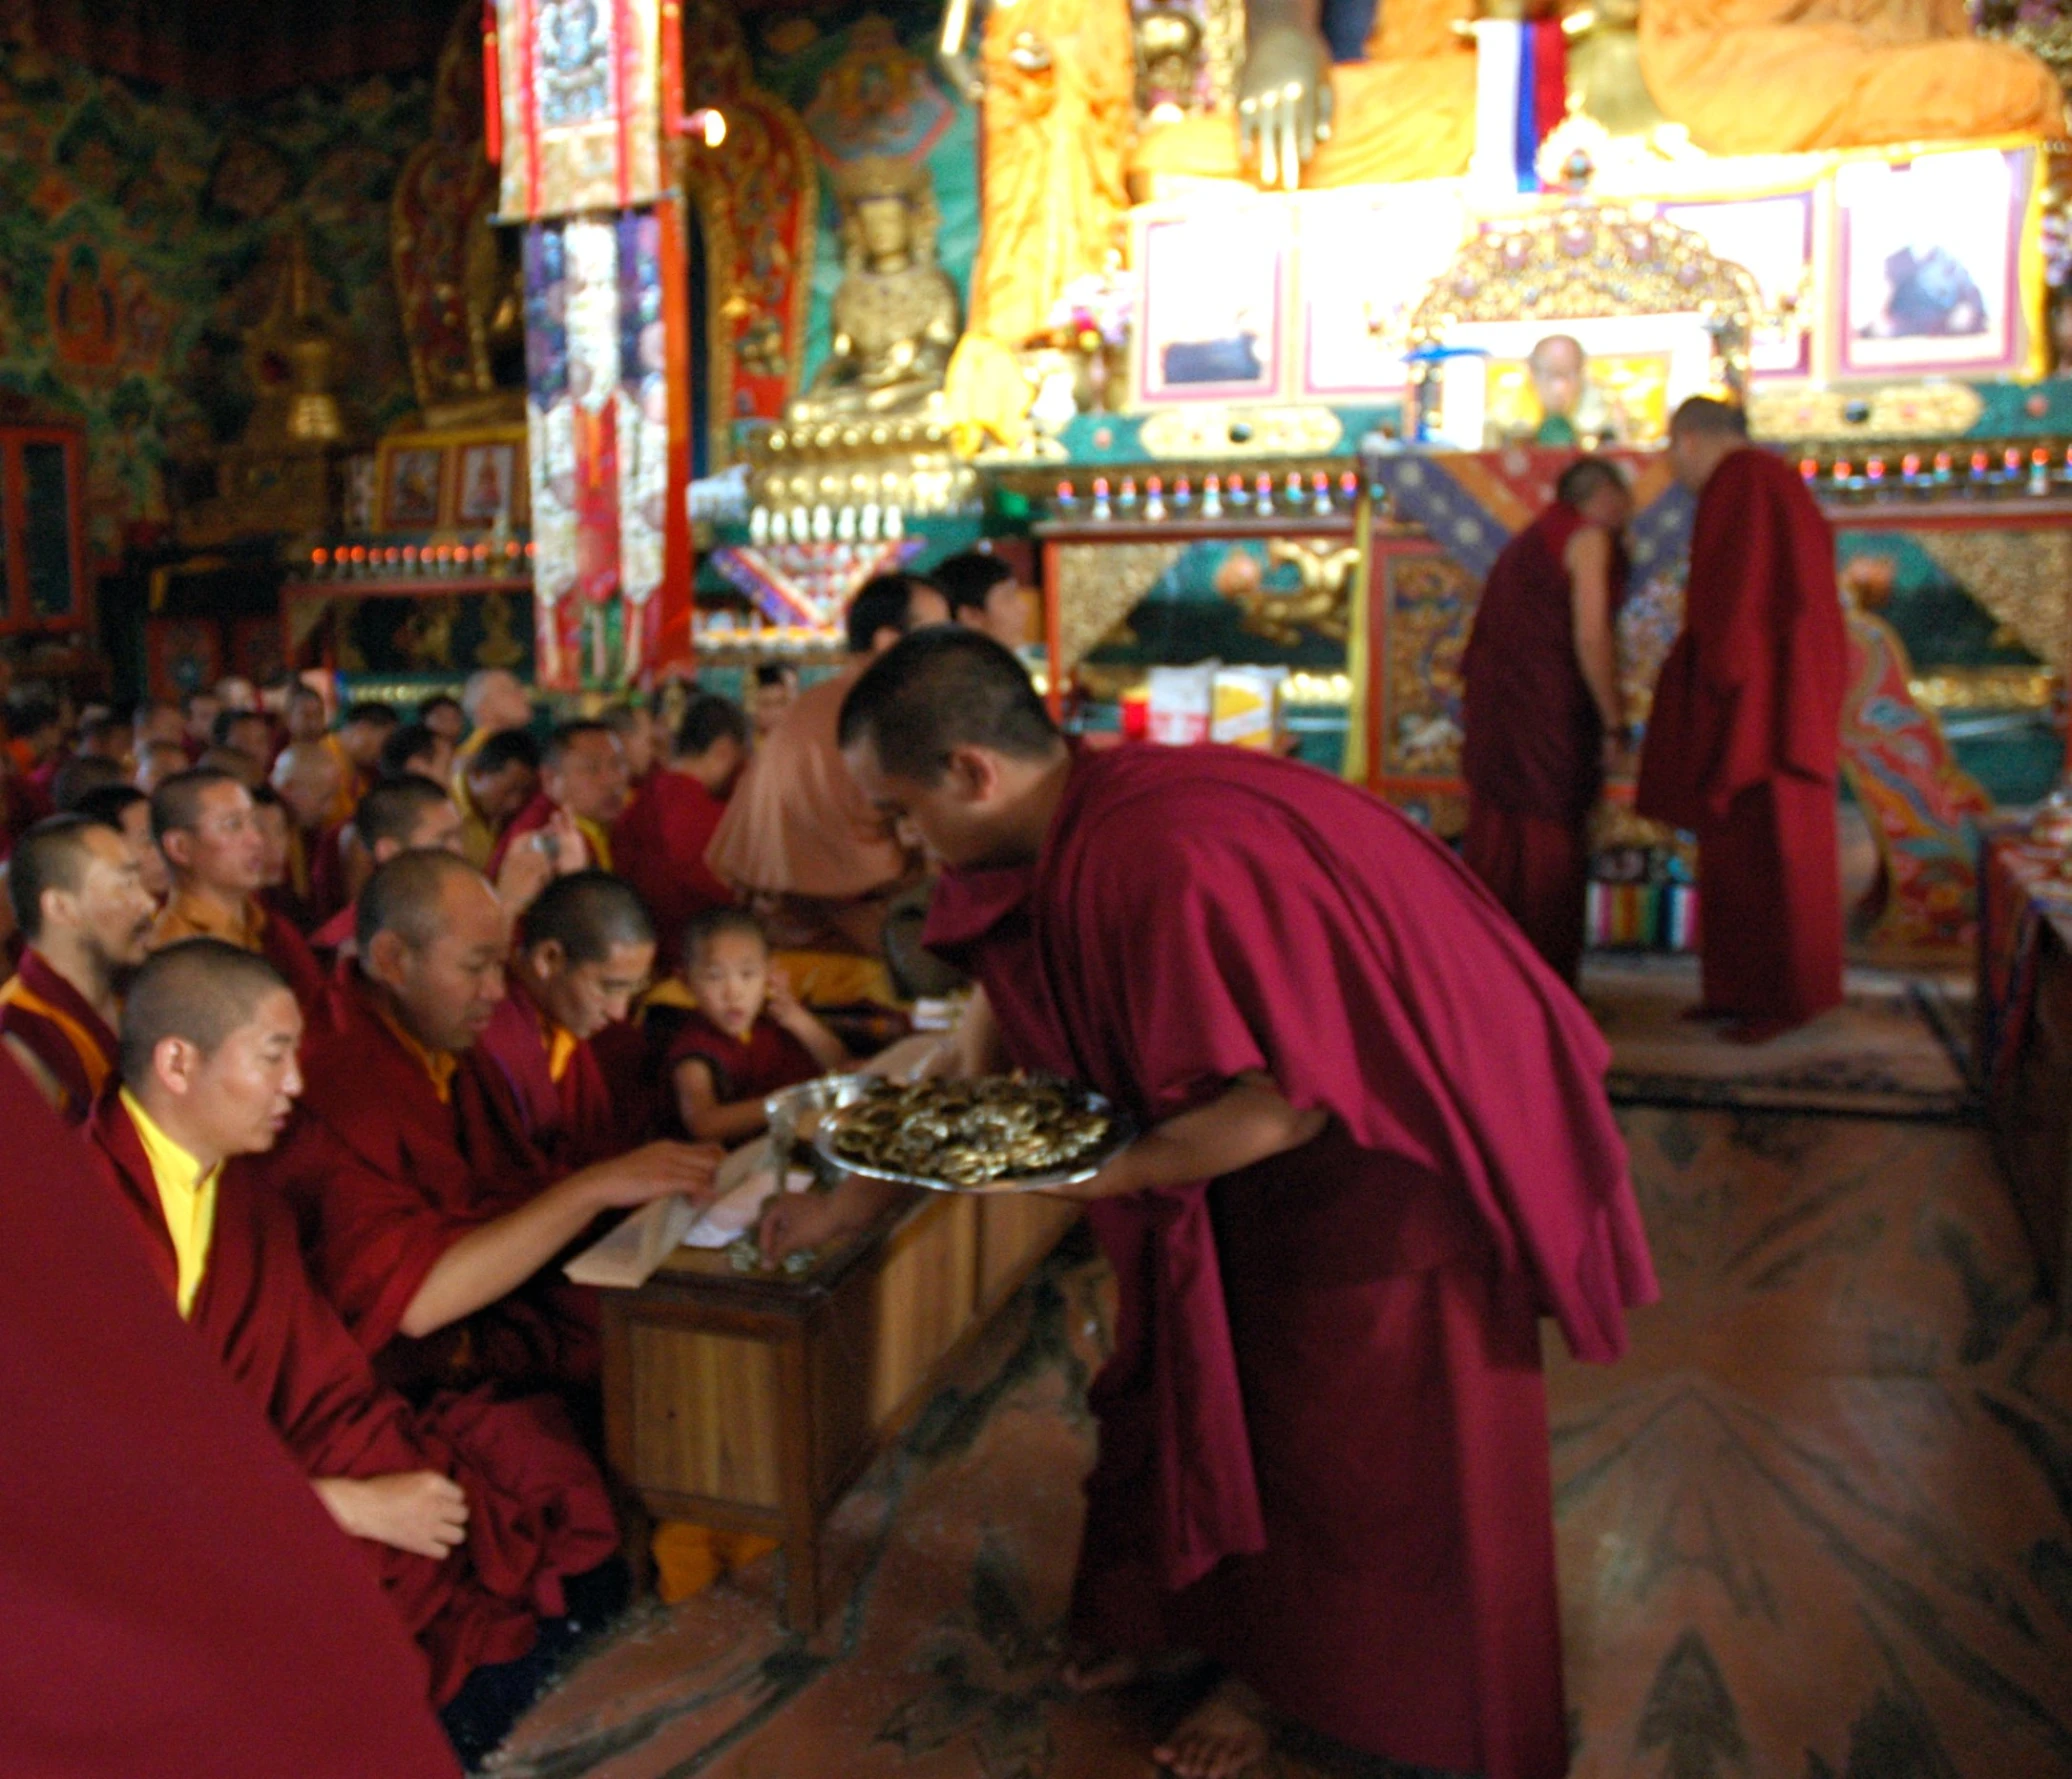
<box><xmin>1237</xmin><ymin>8</ymin><xmax>1334</xmax><ymax>190</ymax></box>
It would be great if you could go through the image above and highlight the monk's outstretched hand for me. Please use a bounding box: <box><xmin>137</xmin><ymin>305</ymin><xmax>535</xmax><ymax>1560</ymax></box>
<box><xmin>578</xmin><ymin>1140</ymin><xmax>724</xmax><ymax>1211</ymax></box>
<box><xmin>315</xmin><ymin>1470</ymin><xmax>469</xmax><ymax>1560</ymax></box>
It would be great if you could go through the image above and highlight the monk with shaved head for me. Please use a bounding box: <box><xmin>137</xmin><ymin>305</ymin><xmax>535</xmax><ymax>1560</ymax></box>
<box><xmin>90</xmin><ymin>940</ymin><xmax>624</xmax><ymax>1764</ymax></box>
<box><xmin>473</xmin><ymin>870</ymin><xmax>655</xmax><ymax>1173</ymax></box>
<box><xmin>262</xmin><ymin>850</ymin><xmax>719</xmax><ymax>1394</ymax></box>
<box><xmin>0</xmin><ymin>814</ymin><xmax>157</xmax><ymax>1120</ymax></box>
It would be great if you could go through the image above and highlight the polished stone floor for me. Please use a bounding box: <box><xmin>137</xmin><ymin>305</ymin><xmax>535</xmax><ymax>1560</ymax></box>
<box><xmin>498</xmin><ymin>1104</ymin><xmax>2072</xmax><ymax>1779</ymax></box>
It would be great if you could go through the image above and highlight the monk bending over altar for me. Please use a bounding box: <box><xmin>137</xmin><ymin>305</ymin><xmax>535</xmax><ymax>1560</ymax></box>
<box><xmin>90</xmin><ymin>940</ymin><xmax>625</xmax><ymax>1766</ymax></box>
<box><xmin>1462</xmin><ymin>456</ymin><xmax>1633</xmax><ymax>986</ymax></box>
<box><xmin>262</xmin><ymin>849</ymin><xmax>718</xmax><ymax>1395</ymax></box>
<box><xmin>769</xmin><ymin>629</ymin><xmax>1657</xmax><ymax>1779</ymax></box>
<box><xmin>1638</xmin><ymin>397</ymin><xmax>1846</xmax><ymax>1040</ymax></box>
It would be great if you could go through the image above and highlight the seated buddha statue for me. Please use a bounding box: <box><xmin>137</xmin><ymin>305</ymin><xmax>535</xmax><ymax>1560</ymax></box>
<box><xmin>1131</xmin><ymin>0</ymin><xmax>2063</xmax><ymax>190</ymax></box>
<box><xmin>791</xmin><ymin>158</ymin><xmax>961</xmax><ymax>422</ymax></box>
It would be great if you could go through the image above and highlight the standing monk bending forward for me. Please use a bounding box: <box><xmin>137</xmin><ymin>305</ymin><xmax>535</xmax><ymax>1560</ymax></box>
<box><xmin>772</xmin><ymin>630</ymin><xmax>1658</xmax><ymax>1779</ymax></box>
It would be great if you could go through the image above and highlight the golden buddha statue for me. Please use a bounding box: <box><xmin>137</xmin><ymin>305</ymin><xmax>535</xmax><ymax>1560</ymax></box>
<box><xmin>1132</xmin><ymin>0</ymin><xmax>2062</xmax><ymax>191</ymax></box>
<box><xmin>790</xmin><ymin>158</ymin><xmax>961</xmax><ymax>422</ymax></box>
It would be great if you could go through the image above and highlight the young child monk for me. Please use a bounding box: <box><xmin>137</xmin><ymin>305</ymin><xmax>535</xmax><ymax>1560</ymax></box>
<box><xmin>87</xmin><ymin>939</ymin><xmax>626</xmax><ymax>1767</ymax></box>
<box><xmin>668</xmin><ymin>907</ymin><xmax>851</xmax><ymax>1145</ymax></box>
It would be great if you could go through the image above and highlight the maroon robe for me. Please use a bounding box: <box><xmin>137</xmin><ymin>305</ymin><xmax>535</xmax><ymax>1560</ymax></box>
<box><xmin>89</xmin><ymin>1096</ymin><xmax>618</xmax><ymax>1707</ymax></box>
<box><xmin>925</xmin><ymin>744</ymin><xmax>1655</xmax><ymax>1779</ymax></box>
<box><xmin>261</xmin><ymin>968</ymin><xmax>599</xmax><ymax>1393</ymax></box>
<box><xmin>665</xmin><ymin>1008</ymin><xmax>821</xmax><ymax>1136</ymax></box>
<box><xmin>1461</xmin><ymin>501</ymin><xmax>1630</xmax><ymax>984</ymax></box>
<box><xmin>258</xmin><ymin>900</ymin><xmax>329</xmax><ymax>1011</ymax></box>
<box><xmin>0</xmin><ymin>1060</ymin><xmax>459</xmax><ymax>1778</ymax></box>
<box><xmin>611</xmin><ymin>768</ymin><xmax>733</xmax><ymax>973</ymax></box>
<box><xmin>0</xmin><ymin>947</ymin><xmax>118</xmax><ymax>1123</ymax></box>
<box><xmin>474</xmin><ymin>974</ymin><xmax>620</xmax><ymax>1174</ymax></box>
<box><xmin>485</xmin><ymin>791</ymin><xmax>556</xmax><ymax>879</ymax></box>
<box><xmin>1637</xmin><ymin>446</ymin><xmax>1846</xmax><ymax>1025</ymax></box>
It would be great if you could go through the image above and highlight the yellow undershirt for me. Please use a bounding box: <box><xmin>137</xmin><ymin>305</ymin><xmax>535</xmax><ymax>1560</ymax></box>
<box><xmin>122</xmin><ymin>1089</ymin><xmax>221</xmax><ymax>1320</ymax></box>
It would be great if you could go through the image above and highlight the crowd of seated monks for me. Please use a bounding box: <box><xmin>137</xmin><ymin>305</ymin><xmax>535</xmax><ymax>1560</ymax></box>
<box><xmin>0</xmin><ymin>652</ymin><xmax>965</xmax><ymax>1767</ymax></box>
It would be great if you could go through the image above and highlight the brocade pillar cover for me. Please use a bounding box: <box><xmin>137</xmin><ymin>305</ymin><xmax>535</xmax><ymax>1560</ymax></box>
<box><xmin>524</xmin><ymin>214</ymin><xmax>668</xmax><ymax>689</ymax></box>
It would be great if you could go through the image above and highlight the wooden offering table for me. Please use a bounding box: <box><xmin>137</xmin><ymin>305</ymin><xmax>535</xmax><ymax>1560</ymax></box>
<box><xmin>1978</xmin><ymin>822</ymin><xmax>2072</xmax><ymax>1314</ymax></box>
<box><xmin>599</xmin><ymin>1188</ymin><xmax>1081</xmax><ymax>1629</ymax></box>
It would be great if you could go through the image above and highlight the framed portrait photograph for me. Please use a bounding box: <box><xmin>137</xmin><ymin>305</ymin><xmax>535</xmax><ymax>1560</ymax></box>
<box><xmin>1133</xmin><ymin>202</ymin><xmax>1289</xmax><ymax>406</ymax></box>
<box><xmin>1296</xmin><ymin>182</ymin><xmax>1472</xmax><ymax>399</ymax></box>
<box><xmin>1659</xmin><ymin>192</ymin><xmax>1817</xmax><ymax>378</ymax></box>
<box><xmin>382</xmin><ymin>445</ymin><xmax>445</xmax><ymax>529</ymax></box>
<box><xmin>1837</xmin><ymin>147</ymin><xmax>2031</xmax><ymax>377</ymax></box>
<box><xmin>456</xmin><ymin>442</ymin><xmax>518</xmax><ymax>527</ymax></box>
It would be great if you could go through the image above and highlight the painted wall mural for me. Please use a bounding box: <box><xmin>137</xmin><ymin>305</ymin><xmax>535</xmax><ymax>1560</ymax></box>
<box><xmin>0</xmin><ymin>38</ymin><xmax>431</xmax><ymax>563</ymax></box>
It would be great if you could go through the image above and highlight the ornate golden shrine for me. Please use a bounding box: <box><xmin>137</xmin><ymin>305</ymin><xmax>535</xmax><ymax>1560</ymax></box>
<box><xmin>1407</xmin><ymin>204</ymin><xmax>1762</xmax><ymax>389</ymax></box>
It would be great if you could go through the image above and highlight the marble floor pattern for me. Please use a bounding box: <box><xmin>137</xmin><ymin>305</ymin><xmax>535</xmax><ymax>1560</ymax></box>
<box><xmin>497</xmin><ymin>1105</ymin><xmax>2072</xmax><ymax>1779</ymax></box>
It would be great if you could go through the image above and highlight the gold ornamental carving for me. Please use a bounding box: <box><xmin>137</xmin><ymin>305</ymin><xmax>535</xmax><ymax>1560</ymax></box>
<box><xmin>1382</xmin><ymin>553</ymin><xmax>1475</xmax><ymax>778</ymax></box>
<box><xmin>1907</xmin><ymin>666</ymin><xmax>2060</xmax><ymax>713</ymax></box>
<box><xmin>1054</xmin><ymin>541</ymin><xmax>1187</xmax><ymax>669</ymax></box>
<box><xmin>1746</xmin><ymin>384</ymin><xmax>1985</xmax><ymax>442</ymax></box>
<box><xmin>1914</xmin><ymin>531</ymin><xmax>2072</xmax><ymax>676</ymax></box>
<box><xmin>1137</xmin><ymin>404</ymin><xmax>1343</xmax><ymax>457</ymax></box>
<box><xmin>1409</xmin><ymin>206</ymin><xmax>1760</xmax><ymax>381</ymax></box>
<box><xmin>1230</xmin><ymin>540</ymin><xmax>1359</xmax><ymax>646</ymax></box>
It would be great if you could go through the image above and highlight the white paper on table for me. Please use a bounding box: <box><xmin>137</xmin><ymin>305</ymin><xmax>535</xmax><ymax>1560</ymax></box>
<box><xmin>680</xmin><ymin>1136</ymin><xmax>816</xmax><ymax>1248</ymax></box>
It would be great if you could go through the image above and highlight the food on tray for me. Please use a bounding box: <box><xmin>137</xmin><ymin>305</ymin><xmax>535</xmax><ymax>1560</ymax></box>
<box><xmin>822</xmin><ymin>1075</ymin><xmax>1114</xmax><ymax>1187</ymax></box>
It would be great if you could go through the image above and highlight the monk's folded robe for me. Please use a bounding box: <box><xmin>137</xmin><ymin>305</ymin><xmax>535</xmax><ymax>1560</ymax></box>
<box><xmin>1638</xmin><ymin>445</ymin><xmax>1846</xmax><ymax>1026</ymax></box>
<box><xmin>0</xmin><ymin>1059</ymin><xmax>459</xmax><ymax>1779</ymax></box>
<box><xmin>90</xmin><ymin>1093</ymin><xmax>618</xmax><ymax>1707</ymax></box>
<box><xmin>263</xmin><ymin>966</ymin><xmax>601</xmax><ymax>1392</ymax></box>
<box><xmin>1462</xmin><ymin>500</ymin><xmax>1631</xmax><ymax>985</ymax></box>
<box><xmin>0</xmin><ymin>947</ymin><xmax>118</xmax><ymax>1123</ymax></box>
<box><xmin>474</xmin><ymin>971</ymin><xmax>621</xmax><ymax>1174</ymax></box>
<box><xmin>926</xmin><ymin>743</ymin><xmax>1655</xmax><ymax>1779</ymax></box>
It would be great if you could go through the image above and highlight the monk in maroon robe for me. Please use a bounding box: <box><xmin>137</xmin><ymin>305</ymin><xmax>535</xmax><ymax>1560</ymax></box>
<box><xmin>261</xmin><ymin>850</ymin><xmax>717</xmax><ymax>1396</ymax></box>
<box><xmin>1637</xmin><ymin>398</ymin><xmax>1847</xmax><ymax>1039</ymax></box>
<box><xmin>0</xmin><ymin>1025</ymin><xmax>460</xmax><ymax>1778</ymax></box>
<box><xmin>473</xmin><ymin>871</ymin><xmax>653</xmax><ymax>1173</ymax></box>
<box><xmin>1462</xmin><ymin>457</ymin><xmax>1634</xmax><ymax>984</ymax></box>
<box><xmin>0</xmin><ymin>815</ymin><xmax>153</xmax><ymax>1120</ymax></box>
<box><xmin>788</xmin><ymin>631</ymin><xmax>1656</xmax><ymax>1779</ymax></box>
<box><xmin>610</xmin><ymin>693</ymin><xmax>747</xmax><ymax>975</ymax></box>
<box><xmin>86</xmin><ymin>940</ymin><xmax>620</xmax><ymax>1760</ymax></box>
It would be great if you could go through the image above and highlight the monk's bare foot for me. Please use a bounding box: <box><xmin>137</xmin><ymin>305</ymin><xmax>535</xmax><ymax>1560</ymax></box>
<box><xmin>1153</xmin><ymin>1676</ymin><xmax>1271</xmax><ymax>1778</ymax></box>
<box><xmin>1060</xmin><ymin>1646</ymin><xmax>1144</xmax><ymax>1693</ymax></box>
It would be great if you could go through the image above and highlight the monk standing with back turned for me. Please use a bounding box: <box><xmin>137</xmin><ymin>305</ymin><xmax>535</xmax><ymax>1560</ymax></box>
<box><xmin>801</xmin><ymin>629</ymin><xmax>1657</xmax><ymax>1779</ymax></box>
<box><xmin>1637</xmin><ymin>397</ymin><xmax>1847</xmax><ymax>1040</ymax></box>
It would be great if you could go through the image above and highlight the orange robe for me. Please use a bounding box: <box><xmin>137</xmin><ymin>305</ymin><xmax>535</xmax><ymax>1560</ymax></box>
<box><xmin>704</xmin><ymin>666</ymin><xmax>906</xmax><ymax>903</ymax></box>
<box><xmin>153</xmin><ymin>888</ymin><xmax>328</xmax><ymax>1012</ymax></box>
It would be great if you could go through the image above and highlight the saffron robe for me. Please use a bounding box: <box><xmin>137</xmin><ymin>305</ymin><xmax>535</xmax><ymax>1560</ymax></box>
<box><xmin>89</xmin><ymin>1096</ymin><xmax>618</xmax><ymax>1707</ymax></box>
<box><xmin>0</xmin><ymin>948</ymin><xmax>118</xmax><ymax>1122</ymax></box>
<box><xmin>1637</xmin><ymin>446</ymin><xmax>1846</xmax><ymax>1025</ymax></box>
<box><xmin>474</xmin><ymin>974</ymin><xmax>620</xmax><ymax>1175</ymax></box>
<box><xmin>0</xmin><ymin>1061</ymin><xmax>460</xmax><ymax>1778</ymax></box>
<box><xmin>1461</xmin><ymin>502</ymin><xmax>1630</xmax><ymax>985</ymax></box>
<box><xmin>665</xmin><ymin>1009</ymin><xmax>821</xmax><ymax>1138</ymax></box>
<box><xmin>154</xmin><ymin>889</ymin><xmax>329</xmax><ymax>1013</ymax></box>
<box><xmin>611</xmin><ymin>767</ymin><xmax>733</xmax><ymax>974</ymax></box>
<box><xmin>925</xmin><ymin>744</ymin><xmax>1656</xmax><ymax>1779</ymax></box>
<box><xmin>262</xmin><ymin>969</ymin><xmax>599</xmax><ymax>1393</ymax></box>
<box><xmin>704</xmin><ymin>666</ymin><xmax>906</xmax><ymax>900</ymax></box>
